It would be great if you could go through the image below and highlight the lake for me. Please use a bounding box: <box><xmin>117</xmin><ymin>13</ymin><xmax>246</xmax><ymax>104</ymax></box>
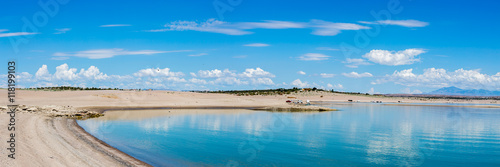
<box><xmin>77</xmin><ymin>103</ymin><xmax>500</xmax><ymax>166</ymax></box>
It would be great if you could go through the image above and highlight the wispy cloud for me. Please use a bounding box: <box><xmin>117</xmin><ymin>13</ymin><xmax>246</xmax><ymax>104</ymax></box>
<box><xmin>100</xmin><ymin>24</ymin><xmax>132</xmax><ymax>27</ymax></box>
<box><xmin>297</xmin><ymin>71</ymin><xmax>306</xmax><ymax>75</ymax></box>
<box><xmin>53</xmin><ymin>48</ymin><xmax>191</xmax><ymax>59</ymax></box>
<box><xmin>359</xmin><ymin>20</ymin><xmax>429</xmax><ymax>28</ymax></box>
<box><xmin>188</xmin><ymin>53</ymin><xmax>207</xmax><ymax>57</ymax></box>
<box><xmin>342</xmin><ymin>72</ymin><xmax>373</xmax><ymax>78</ymax></box>
<box><xmin>342</xmin><ymin>58</ymin><xmax>371</xmax><ymax>68</ymax></box>
<box><xmin>54</xmin><ymin>28</ymin><xmax>71</xmax><ymax>34</ymax></box>
<box><xmin>147</xmin><ymin>18</ymin><xmax>370</xmax><ymax>36</ymax></box>
<box><xmin>0</xmin><ymin>29</ymin><xmax>38</xmax><ymax>38</ymax></box>
<box><xmin>243</xmin><ymin>43</ymin><xmax>270</xmax><ymax>47</ymax></box>
<box><xmin>308</xmin><ymin>19</ymin><xmax>369</xmax><ymax>36</ymax></box>
<box><xmin>320</xmin><ymin>73</ymin><xmax>335</xmax><ymax>78</ymax></box>
<box><xmin>298</xmin><ymin>53</ymin><xmax>330</xmax><ymax>61</ymax></box>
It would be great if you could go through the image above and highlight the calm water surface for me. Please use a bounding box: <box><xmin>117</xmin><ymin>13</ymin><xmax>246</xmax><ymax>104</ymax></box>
<box><xmin>77</xmin><ymin>103</ymin><xmax>500</xmax><ymax>166</ymax></box>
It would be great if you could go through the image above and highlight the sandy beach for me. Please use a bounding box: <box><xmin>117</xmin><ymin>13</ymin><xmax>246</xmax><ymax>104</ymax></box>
<box><xmin>0</xmin><ymin>89</ymin><xmax>498</xmax><ymax>166</ymax></box>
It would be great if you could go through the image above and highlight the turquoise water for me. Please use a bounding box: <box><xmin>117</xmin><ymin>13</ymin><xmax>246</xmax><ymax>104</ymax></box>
<box><xmin>77</xmin><ymin>103</ymin><xmax>500</xmax><ymax>166</ymax></box>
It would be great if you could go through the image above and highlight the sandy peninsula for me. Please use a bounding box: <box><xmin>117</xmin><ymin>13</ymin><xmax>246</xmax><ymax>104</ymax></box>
<box><xmin>0</xmin><ymin>89</ymin><xmax>498</xmax><ymax>166</ymax></box>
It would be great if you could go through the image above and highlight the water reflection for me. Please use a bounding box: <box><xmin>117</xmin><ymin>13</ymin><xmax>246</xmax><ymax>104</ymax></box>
<box><xmin>78</xmin><ymin>104</ymin><xmax>500</xmax><ymax>166</ymax></box>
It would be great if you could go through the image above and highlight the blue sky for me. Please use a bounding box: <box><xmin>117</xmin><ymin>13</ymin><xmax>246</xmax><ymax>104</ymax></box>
<box><xmin>1</xmin><ymin>0</ymin><xmax>499</xmax><ymax>93</ymax></box>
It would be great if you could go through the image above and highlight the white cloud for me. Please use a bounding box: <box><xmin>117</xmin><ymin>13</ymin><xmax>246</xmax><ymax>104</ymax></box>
<box><xmin>35</xmin><ymin>65</ymin><xmax>52</xmax><ymax>81</ymax></box>
<box><xmin>53</xmin><ymin>48</ymin><xmax>190</xmax><ymax>59</ymax></box>
<box><xmin>148</xmin><ymin>19</ymin><xmax>369</xmax><ymax>36</ymax></box>
<box><xmin>196</xmin><ymin>69</ymin><xmax>236</xmax><ymax>78</ymax></box>
<box><xmin>149</xmin><ymin>19</ymin><xmax>252</xmax><ymax>35</ymax></box>
<box><xmin>320</xmin><ymin>73</ymin><xmax>335</xmax><ymax>78</ymax></box>
<box><xmin>342</xmin><ymin>72</ymin><xmax>373</xmax><ymax>78</ymax></box>
<box><xmin>243</xmin><ymin>43</ymin><xmax>270</xmax><ymax>47</ymax></box>
<box><xmin>297</xmin><ymin>71</ymin><xmax>306</xmax><ymax>75</ymax></box>
<box><xmin>342</xmin><ymin>58</ymin><xmax>371</xmax><ymax>68</ymax></box>
<box><xmin>211</xmin><ymin>77</ymin><xmax>248</xmax><ymax>85</ymax></box>
<box><xmin>0</xmin><ymin>29</ymin><xmax>38</xmax><ymax>37</ymax></box>
<box><xmin>79</xmin><ymin>66</ymin><xmax>108</xmax><ymax>80</ymax></box>
<box><xmin>18</xmin><ymin>72</ymin><xmax>34</xmax><ymax>83</ymax></box>
<box><xmin>251</xmin><ymin>78</ymin><xmax>274</xmax><ymax>85</ymax></box>
<box><xmin>239</xmin><ymin>68</ymin><xmax>275</xmax><ymax>78</ymax></box>
<box><xmin>100</xmin><ymin>24</ymin><xmax>132</xmax><ymax>27</ymax></box>
<box><xmin>291</xmin><ymin>79</ymin><xmax>309</xmax><ymax>88</ymax></box>
<box><xmin>133</xmin><ymin>68</ymin><xmax>184</xmax><ymax>77</ymax></box>
<box><xmin>54</xmin><ymin>28</ymin><xmax>71</xmax><ymax>34</ymax></box>
<box><xmin>188</xmin><ymin>53</ymin><xmax>207</xmax><ymax>57</ymax></box>
<box><xmin>299</xmin><ymin>53</ymin><xmax>330</xmax><ymax>61</ymax></box>
<box><xmin>193</xmin><ymin>68</ymin><xmax>275</xmax><ymax>86</ymax></box>
<box><xmin>374</xmin><ymin>68</ymin><xmax>500</xmax><ymax>90</ymax></box>
<box><xmin>309</xmin><ymin>19</ymin><xmax>370</xmax><ymax>36</ymax></box>
<box><xmin>401</xmin><ymin>88</ymin><xmax>422</xmax><ymax>94</ymax></box>
<box><xmin>189</xmin><ymin>78</ymin><xmax>208</xmax><ymax>84</ymax></box>
<box><xmin>362</xmin><ymin>20</ymin><xmax>429</xmax><ymax>28</ymax></box>
<box><xmin>368</xmin><ymin>88</ymin><xmax>376</xmax><ymax>94</ymax></box>
<box><xmin>362</xmin><ymin>48</ymin><xmax>426</xmax><ymax>66</ymax></box>
<box><xmin>327</xmin><ymin>83</ymin><xmax>344</xmax><ymax>89</ymax></box>
<box><xmin>54</xmin><ymin>64</ymin><xmax>79</xmax><ymax>80</ymax></box>
<box><xmin>6</xmin><ymin>64</ymin><xmax>279</xmax><ymax>89</ymax></box>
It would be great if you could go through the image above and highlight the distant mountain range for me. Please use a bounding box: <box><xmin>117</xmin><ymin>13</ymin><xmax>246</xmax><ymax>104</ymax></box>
<box><xmin>427</xmin><ymin>86</ymin><xmax>500</xmax><ymax>96</ymax></box>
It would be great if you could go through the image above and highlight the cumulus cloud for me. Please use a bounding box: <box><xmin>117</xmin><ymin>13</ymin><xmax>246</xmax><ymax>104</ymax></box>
<box><xmin>211</xmin><ymin>77</ymin><xmax>248</xmax><ymax>85</ymax></box>
<box><xmin>359</xmin><ymin>20</ymin><xmax>429</xmax><ymax>28</ymax></box>
<box><xmin>54</xmin><ymin>64</ymin><xmax>78</xmax><ymax>80</ymax></box>
<box><xmin>6</xmin><ymin>64</ymin><xmax>278</xmax><ymax>89</ymax></box>
<box><xmin>243</xmin><ymin>43</ymin><xmax>270</xmax><ymax>47</ymax></box>
<box><xmin>297</xmin><ymin>71</ymin><xmax>306</xmax><ymax>75</ymax></box>
<box><xmin>367</xmin><ymin>88</ymin><xmax>377</xmax><ymax>94</ymax></box>
<box><xmin>362</xmin><ymin>48</ymin><xmax>426</xmax><ymax>66</ymax></box>
<box><xmin>190</xmin><ymin>68</ymin><xmax>275</xmax><ymax>87</ymax></box>
<box><xmin>291</xmin><ymin>79</ymin><xmax>309</xmax><ymax>87</ymax></box>
<box><xmin>299</xmin><ymin>53</ymin><xmax>330</xmax><ymax>61</ymax></box>
<box><xmin>251</xmin><ymin>78</ymin><xmax>275</xmax><ymax>85</ymax></box>
<box><xmin>133</xmin><ymin>68</ymin><xmax>184</xmax><ymax>77</ymax></box>
<box><xmin>147</xmin><ymin>18</ymin><xmax>369</xmax><ymax>36</ymax></box>
<box><xmin>374</xmin><ymin>68</ymin><xmax>500</xmax><ymax>90</ymax></box>
<box><xmin>327</xmin><ymin>83</ymin><xmax>344</xmax><ymax>89</ymax></box>
<box><xmin>189</xmin><ymin>78</ymin><xmax>208</xmax><ymax>84</ymax></box>
<box><xmin>53</xmin><ymin>48</ymin><xmax>191</xmax><ymax>59</ymax></box>
<box><xmin>342</xmin><ymin>58</ymin><xmax>371</xmax><ymax>68</ymax></box>
<box><xmin>401</xmin><ymin>88</ymin><xmax>422</xmax><ymax>94</ymax></box>
<box><xmin>195</xmin><ymin>69</ymin><xmax>236</xmax><ymax>78</ymax></box>
<box><xmin>79</xmin><ymin>66</ymin><xmax>108</xmax><ymax>80</ymax></box>
<box><xmin>342</xmin><ymin>72</ymin><xmax>373</xmax><ymax>78</ymax></box>
<box><xmin>35</xmin><ymin>65</ymin><xmax>52</xmax><ymax>81</ymax></box>
<box><xmin>239</xmin><ymin>68</ymin><xmax>275</xmax><ymax>78</ymax></box>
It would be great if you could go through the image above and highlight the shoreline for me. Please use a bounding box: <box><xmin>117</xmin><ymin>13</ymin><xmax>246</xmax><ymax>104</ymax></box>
<box><xmin>69</xmin><ymin>118</ymin><xmax>151</xmax><ymax>167</ymax></box>
<box><xmin>1</xmin><ymin>90</ymin><xmax>498</xmax><ymax>166</ymax></box>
